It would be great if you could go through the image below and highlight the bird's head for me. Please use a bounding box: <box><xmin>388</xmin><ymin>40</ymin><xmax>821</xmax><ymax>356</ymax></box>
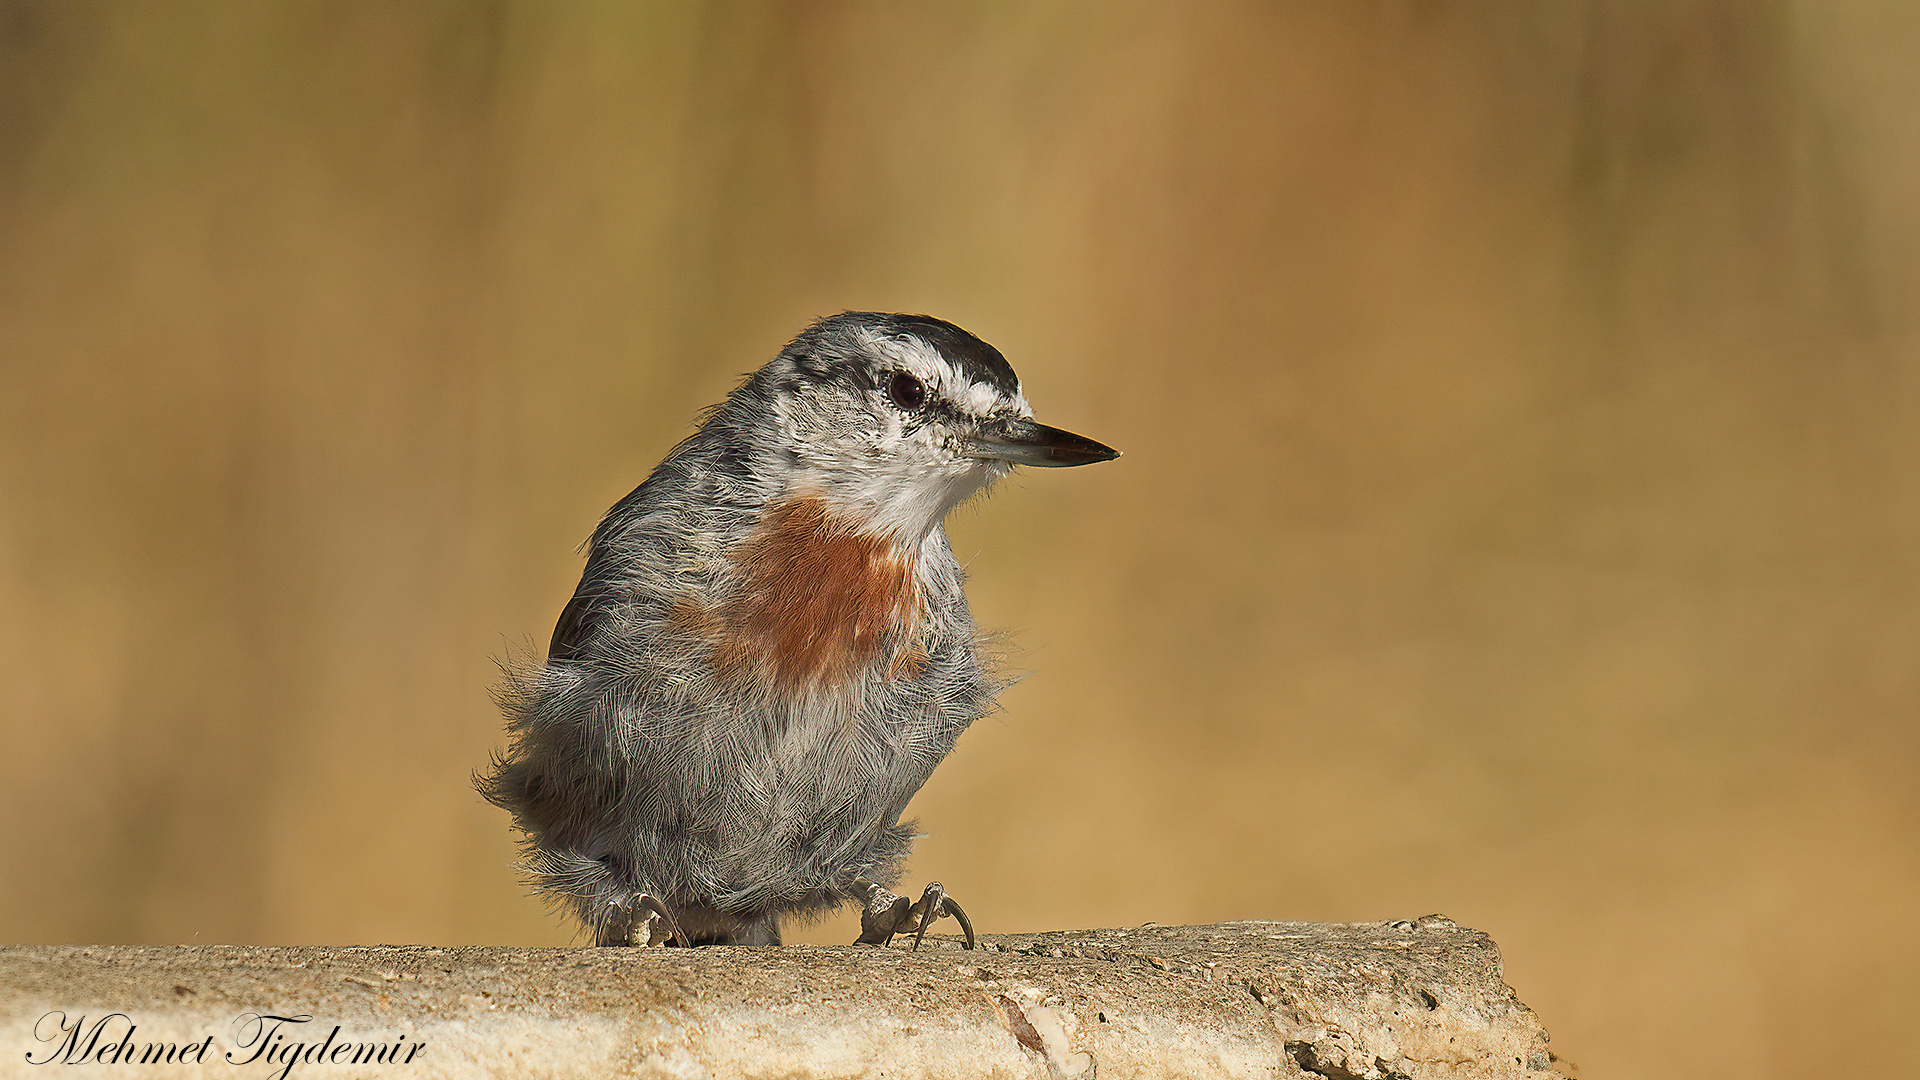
<box><xmin>730</xmin><ymin>312</ymin><xmax>1119</xmax><ymax>544</ymax></box>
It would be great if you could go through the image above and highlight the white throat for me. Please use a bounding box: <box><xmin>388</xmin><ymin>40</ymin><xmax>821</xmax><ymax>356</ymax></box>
<box><xmin>809</xmin><ymin>457</ymin><xmax>1007</xmax><ymax>551</ymax></box>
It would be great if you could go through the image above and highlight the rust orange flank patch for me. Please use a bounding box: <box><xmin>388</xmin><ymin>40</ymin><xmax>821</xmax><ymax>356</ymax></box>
<box><xmin>711</xmin><ymin>497</ymin><xmax>922</xmax><ymax>697</ymax></box>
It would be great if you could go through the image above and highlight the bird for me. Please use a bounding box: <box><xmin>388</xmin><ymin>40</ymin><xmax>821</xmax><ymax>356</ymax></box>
<box><xmin>478</xmin><ymin>312</ymin><xmax>1119</xmax><ymax>950</ymax></box>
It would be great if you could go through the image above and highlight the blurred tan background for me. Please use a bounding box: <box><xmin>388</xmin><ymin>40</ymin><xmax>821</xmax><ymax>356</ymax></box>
<box><xmin>3</xmin><ymin>2</ymin><xmax>1917</xmax><ymax>1076</ymax></box>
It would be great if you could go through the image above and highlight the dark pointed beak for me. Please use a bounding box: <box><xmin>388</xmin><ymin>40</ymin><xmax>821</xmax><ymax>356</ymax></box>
<box><xmin>966</xmin><ymin>417</ymin><xmax>1121</xmax><ymax>468</ymax></box>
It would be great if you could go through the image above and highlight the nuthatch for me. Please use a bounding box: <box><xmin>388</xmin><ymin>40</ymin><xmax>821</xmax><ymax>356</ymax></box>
<box><xmin>479</xmin><ymin>313</ymin><xmax>1119</xmax><ymax>948</ymax></box>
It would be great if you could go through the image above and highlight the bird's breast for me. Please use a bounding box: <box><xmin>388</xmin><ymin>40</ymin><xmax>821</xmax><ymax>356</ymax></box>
<box><xmin>694</xmin><ymin>495</ymin><xmax>923</xmax><ymax>700</ymax></box>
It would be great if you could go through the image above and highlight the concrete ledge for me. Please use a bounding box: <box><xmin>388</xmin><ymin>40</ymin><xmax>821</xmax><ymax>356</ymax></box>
<box><xmin>0</xmin><ymin>919</ymin><xmax>1566</xmax><ymax>1079</ymax></box>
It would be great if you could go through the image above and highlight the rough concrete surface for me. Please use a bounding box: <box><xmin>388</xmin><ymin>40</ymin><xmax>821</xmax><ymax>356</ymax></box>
<box><xmin>0</xmin><ymin>920</ymin><xmax>1568</xmax><ymax>1079</ymax></box>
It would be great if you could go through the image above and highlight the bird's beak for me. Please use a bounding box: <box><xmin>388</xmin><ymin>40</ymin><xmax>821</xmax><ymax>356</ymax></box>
<box><xmin>966</xmin><ymin>416</ymin><xmax>1121</xmax><ymax>468</ymax></box>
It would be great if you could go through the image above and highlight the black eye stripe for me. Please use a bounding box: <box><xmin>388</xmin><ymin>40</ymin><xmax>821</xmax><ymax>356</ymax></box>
<box><xmin>888</xmin><ymin>370</ymin><xmax>927</xmax><ymax>412</ymax></box>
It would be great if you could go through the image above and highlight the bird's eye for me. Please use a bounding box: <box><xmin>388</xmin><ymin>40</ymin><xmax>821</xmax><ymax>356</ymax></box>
<box><xmin>888</xmin><ymin>370</ymin><xmax>927</xmax><ymax>411</ymax></box>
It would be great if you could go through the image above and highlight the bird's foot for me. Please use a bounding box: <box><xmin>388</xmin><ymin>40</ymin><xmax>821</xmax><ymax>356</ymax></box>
<box><xmin>600</xmin><ymin>893</ymin><xmax>687</xmax><ymax>948</ymax></box>
<box><xmin>852</xmin><ymin>878</ymin><xmax>976</xmax><ymax>950</ymax></box>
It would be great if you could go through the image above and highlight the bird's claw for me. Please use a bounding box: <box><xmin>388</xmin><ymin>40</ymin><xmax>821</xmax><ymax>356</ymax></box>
<box><xmin>852</xmin><ymin>878</ymin><xmax>976</xmax><ymax>950</ymax></box>
<box><xmin>603</xmin><ymin>893</ymin><xmax>688</xmax><ymax>948</ymax></box>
